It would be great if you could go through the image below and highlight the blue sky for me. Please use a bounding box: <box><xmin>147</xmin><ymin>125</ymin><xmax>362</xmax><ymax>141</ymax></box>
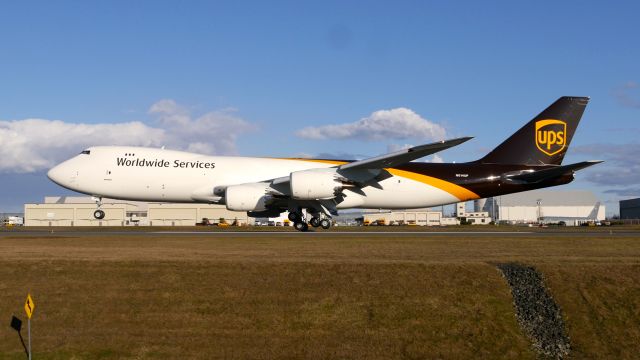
<box><xmin>1</xmin><ymin>1</ymin><xmax>639</xmax><ymax>215</ymax></box>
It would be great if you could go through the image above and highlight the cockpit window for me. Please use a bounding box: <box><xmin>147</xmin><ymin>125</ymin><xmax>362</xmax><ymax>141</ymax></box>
<box><xmin>80</xmin><ymin>150</ymin><xmax>91</xmax><ymax>155</ymax></box>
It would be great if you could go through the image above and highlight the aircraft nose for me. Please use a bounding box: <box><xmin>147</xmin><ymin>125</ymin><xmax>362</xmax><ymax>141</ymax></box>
<box><xmin>47</xmin><ymin>164</ymin><xmax>65</xmax><ymax>185</ymax></box>
<box><xmin>47</xmin><ymin>160</ymin><xmax>77</xmax><ymax>188</ymax></box>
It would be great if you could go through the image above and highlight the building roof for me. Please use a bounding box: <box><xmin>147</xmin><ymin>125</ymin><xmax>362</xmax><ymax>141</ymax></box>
<box><xmin>497</xmin><ymin>190</ymin><xmax>597</xmax><ymax>207</ymax></box>
<box><xmin>620</xmin><ymin>198</ymin><xmax>640</xmax><ymax>208</ymax></box>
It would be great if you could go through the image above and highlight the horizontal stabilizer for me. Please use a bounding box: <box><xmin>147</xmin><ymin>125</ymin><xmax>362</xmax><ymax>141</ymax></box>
<box><xmin>505</xmin><ymin>160</ymin><xmax>603</xmax><ymax>183</ymax></box>
<box><xmin>339</xmin><ymin>137</ymin><xmax>473</xmax><ymax>171</ymax></box>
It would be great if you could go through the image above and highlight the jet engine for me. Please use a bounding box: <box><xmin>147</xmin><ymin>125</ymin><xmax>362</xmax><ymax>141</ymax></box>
<box><xmin>225</xmin><ymin>183</ymin><xmax>271</xmax><ymax>211</ymax></box>
<box><xmin>290</xmin><ymin>169</ymin><xmax>343</xmax><ymax>200</ymax></box>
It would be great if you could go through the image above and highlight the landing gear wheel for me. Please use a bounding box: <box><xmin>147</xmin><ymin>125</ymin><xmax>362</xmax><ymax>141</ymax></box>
<box><xmin>288</xmin><ymin>212</ymin><xmax>301</xmax><ymax>222</ymax></box>
<box><xmin>93</xmin><ymin>209</ymin><xmax>105</xmax><ymax>219</ymax></box>
<box><xmin>294</xmin><ymin>221</ymin><xmax>309</xmax><ymax>232</ymax></box>
<box><xmin>320</xmin><ymin>219</ymin><xmax>331</xmax><ymax>229</ymax></box>
<box><xmin>309</xmin><ymin>217</ymin><xmax>321</xmax><ymax>228</ymax></box>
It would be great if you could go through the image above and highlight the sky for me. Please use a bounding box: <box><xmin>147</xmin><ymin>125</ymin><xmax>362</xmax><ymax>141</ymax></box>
<box><xmin>1</xmin><ymin>1</ymin><xmax>639</xmax><ymax>215</ymax></box>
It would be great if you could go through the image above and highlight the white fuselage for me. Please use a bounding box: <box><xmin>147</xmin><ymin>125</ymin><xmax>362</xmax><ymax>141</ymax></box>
<box><xmin>47</xmin><ymin>146</ymin><xmax>465</xmax><ymax>210</ymax></box>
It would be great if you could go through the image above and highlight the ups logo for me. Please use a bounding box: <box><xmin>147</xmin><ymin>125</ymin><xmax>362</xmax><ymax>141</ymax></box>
<box><xmin>535</xmin><ymin>119</ymin><xmax>567</xmax><ymax>156</ymax></box>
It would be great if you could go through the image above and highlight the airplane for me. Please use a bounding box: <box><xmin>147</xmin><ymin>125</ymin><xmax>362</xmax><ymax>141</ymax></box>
<box><xmin>48</xmin><ymin>96</ymin><xmax>602</xmax><ymax>231</ymax></box>
<box><xmin>540</xmin><ymin>201</ymin><xmax>602</xmax><ymax>224</ymax></box>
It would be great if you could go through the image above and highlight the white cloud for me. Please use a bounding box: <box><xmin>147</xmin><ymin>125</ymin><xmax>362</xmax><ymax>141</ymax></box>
<box><xmin>149</xmin><ymin>99</ymin><xmax>255</xmax><ymax>155</ymax></box>
<box><xmin>430</xmin><ymin>154</ymin><xmax>444</xmax><ymax>163</ymax></box>
<box><xmin>148</xmin><ymin>99</ymin><xmax>191</xmax><ymax>126</ymax></box>
<box><xmin>296</xmin><ymin>107</ymin><xmax>447</xmax><ymax>141</ymax></box>
<box><xmin>0</xmin><ymin>119</ymin><xmax>164</xmax><ymax>173</ymax></box>
<box><xmin>387</xmin><ymin>143</ymin><xmax>413</xmax><ymax>152</ymax></box>
<box><xmin>0</xmin><ymin>99</ymin><xmax>255</xmax><ymax>173</ymax></box>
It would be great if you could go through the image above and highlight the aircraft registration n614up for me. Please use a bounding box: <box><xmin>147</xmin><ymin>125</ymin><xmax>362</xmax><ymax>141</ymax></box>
<box><xmin>48</xmin><ymin>97</ymin><xmax>601</xmax><ymax>231</ymax></box>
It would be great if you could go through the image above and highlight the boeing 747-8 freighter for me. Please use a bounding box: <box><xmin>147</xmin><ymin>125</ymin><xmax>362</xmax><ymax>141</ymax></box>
<box><xmin>48</xmin><ymin>97</ymin><xmax>601</xmax><ymax>231</ymax></box>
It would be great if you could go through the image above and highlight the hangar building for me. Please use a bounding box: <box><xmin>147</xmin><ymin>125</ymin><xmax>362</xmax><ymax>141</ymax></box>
<box><xmin>489</xmin><ymin>190</ymin><xmax>605</xmax><ymax>225</ymax></box>
<box><xmin>24</xmin><ymin>196</ymin><xmax>253</xmax><ymax>226</ymax></box>
<box><xmin>361</xmin><ymin>208</ymin><xmax>460</xmax><ymax>226</ymax></box>
<box><xmin>620</xmin><ymin>198</ymin><xmax>640</xmax><ymax>219</ymax></box>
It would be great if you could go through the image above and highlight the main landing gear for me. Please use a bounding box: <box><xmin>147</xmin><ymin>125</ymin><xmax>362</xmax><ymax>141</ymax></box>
<box><xmin>93</xmin><ymin>196</ymin><xmax>105</xmax><ymax>219</ymax></box>
<box><xmin>294</xmin><ymin>221</ymin><xmax>309</xmax><ymax>232</ymax></box>
<box><xmin>289</xmin><ymin>210</ymin><xmax>332</xmax><ymax>232</ymax></box>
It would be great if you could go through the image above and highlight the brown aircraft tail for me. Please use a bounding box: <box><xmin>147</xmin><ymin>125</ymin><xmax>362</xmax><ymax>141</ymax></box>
<box><xmin>477</xmin><ymin>96</ymin><xmax>589</xmax><ymax>165</ymax></box>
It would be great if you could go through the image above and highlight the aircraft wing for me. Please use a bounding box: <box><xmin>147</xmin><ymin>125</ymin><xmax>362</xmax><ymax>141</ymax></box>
<box><xmin>269</xmin><ymin>137</ymin><xmax>472</xmax><ymax>185</ymax></box>
<box><xmin>505</xmin><ymin>160</ymin><xmax>603</xmax><ymax>183</ymax></box>
<box><xmin>252</xmin><ymin>137</ymin><xmax>473</xmax><ymax>218</ymax></box>
<box><xmin>338</xmin><ymin>137</ymin><xmax>473</xmax><ymax>171</ymax></box>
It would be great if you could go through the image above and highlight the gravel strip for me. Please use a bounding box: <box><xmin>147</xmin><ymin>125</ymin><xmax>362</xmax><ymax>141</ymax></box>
<box><xmin>497</xmin><ymin>263</ymin><xmax>570</xmax><ymax>359</ymax></box>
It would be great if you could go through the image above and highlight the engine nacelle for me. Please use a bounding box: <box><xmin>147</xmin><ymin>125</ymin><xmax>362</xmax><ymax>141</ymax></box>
<box><xmin>290</xmin><ymin>169</ymin><xmax>342</xmax><ymax>200</ymax></box>
<box><xmin>225</xmin><ymin>183</ymin><xmax>270</xmax><ymax>211</ymax></box>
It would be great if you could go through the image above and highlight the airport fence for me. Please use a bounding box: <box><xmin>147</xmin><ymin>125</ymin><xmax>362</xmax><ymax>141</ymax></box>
<box><xmin>619</xmin><ymin>219</ymin><xmax>640</xmax><ymax>225</ymax></box>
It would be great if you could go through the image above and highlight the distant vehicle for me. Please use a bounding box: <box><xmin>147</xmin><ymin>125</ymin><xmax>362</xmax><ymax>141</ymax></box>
<box><xmin>267</xmin><ymin>221</ymin><xmax>275</xmax><ymax>226</ymax></box>
<box><xmin>3</xmin><ymin>216</ymin><xmax>23</xmax><ymax>226</ymax></box>
<box><xmin>48</xmin><ymin>97</ymin><xmax>601</xmax><ymax>232</ymax></box>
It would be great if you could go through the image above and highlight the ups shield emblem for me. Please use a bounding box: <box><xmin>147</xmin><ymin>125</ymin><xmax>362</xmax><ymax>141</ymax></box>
<box><xmin>535</xmin><ymin>119</ymin><xmax>567</xmax><ymax>156</ymax></box>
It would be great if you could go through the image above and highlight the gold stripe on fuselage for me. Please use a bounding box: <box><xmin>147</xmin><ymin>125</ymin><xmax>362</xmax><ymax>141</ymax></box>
<box><xmin>279</xmin><ymin>158</ymin><xmax>480</xmax><ymax>201</ymax></box>
<box><xmin>387</xmin><ymin>168</ymin><xmax>479</xmax><ymax>202</ymax></box>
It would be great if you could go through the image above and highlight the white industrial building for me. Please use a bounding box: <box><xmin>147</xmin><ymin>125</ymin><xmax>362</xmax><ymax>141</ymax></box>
<box><xmin>360</xmin><ymin>190</ymin><xmax>604</xmax><ymax>227</ymax></box>
<box><xmin>361</xmin><ymin>208</ymin><xmax>459</xmax><ymax>226</ymax></box>
<box><xmin>455</xmin><ymin>200</ymin><xmax>492</xmax><ymax>225</ymax></box>
<box><xmin>24</xmin><ymin>196</ymin><xmax>253</xmax><ymax>226</ymax></box>
<box><xmin>22</xmin><ymin>190</ymin><xmax>604</xmax><ymax>227</ymax></box>
<box><xmin>488</xmin><ymin>190</ymin><xmax>605</xmax><ymax>225</ymax></box>
<box><xmin>360</xmin><ymin>201</ymin><xmax>493</xmax><ymax>226</ymax></box>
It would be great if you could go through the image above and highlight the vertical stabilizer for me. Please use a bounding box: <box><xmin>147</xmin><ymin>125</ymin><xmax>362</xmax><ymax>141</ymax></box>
<box><xmin>478</xmin><ymin>97</ymin><xmax>589</xmax><ymax>165</ymax></box>
<box><xmin>587</xmin><ymin>202</ymin><xmax>601</xmax><ymax>220</ymax></box>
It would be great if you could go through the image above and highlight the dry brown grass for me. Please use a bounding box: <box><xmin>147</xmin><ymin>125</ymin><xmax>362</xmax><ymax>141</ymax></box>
<box><xmin>0</xmin><ymin>233</ymin><xmax>638</xmax><ymax>359</ymax></box>
<box><xmin>540</xmin><ymin>264</ymin><xmax>640</xmax><ymax>359</ymax></box>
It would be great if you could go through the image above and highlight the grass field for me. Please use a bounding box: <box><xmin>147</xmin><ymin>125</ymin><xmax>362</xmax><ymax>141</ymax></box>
<box><xmin>0</xmin><ymin>231</ymin><xmax>639</xmax><ymax>359</ymax></box>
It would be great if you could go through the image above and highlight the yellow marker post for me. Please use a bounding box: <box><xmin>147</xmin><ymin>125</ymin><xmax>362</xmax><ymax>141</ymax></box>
<box><xmin>24</xmin><ymin>294</ymin><xmax>35</xmax><ymax>360</ymax></box>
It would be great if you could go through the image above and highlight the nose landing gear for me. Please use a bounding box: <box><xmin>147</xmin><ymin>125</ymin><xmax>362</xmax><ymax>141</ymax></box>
<box><xmin>93</xmin><ymin>209</ymin><xmax>105</xmax><ymax>219</ymax></box>
<box><xmin>92</xmin><ymin>196</ymin><xmax>105</xmax><ymax>219</ymax></box>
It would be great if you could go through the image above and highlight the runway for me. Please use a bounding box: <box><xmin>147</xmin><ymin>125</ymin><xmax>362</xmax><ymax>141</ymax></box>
<box><xmin>1</xmin><ymin>228</ymin><xmax>637</xmax><ymax>238</ymax></box>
